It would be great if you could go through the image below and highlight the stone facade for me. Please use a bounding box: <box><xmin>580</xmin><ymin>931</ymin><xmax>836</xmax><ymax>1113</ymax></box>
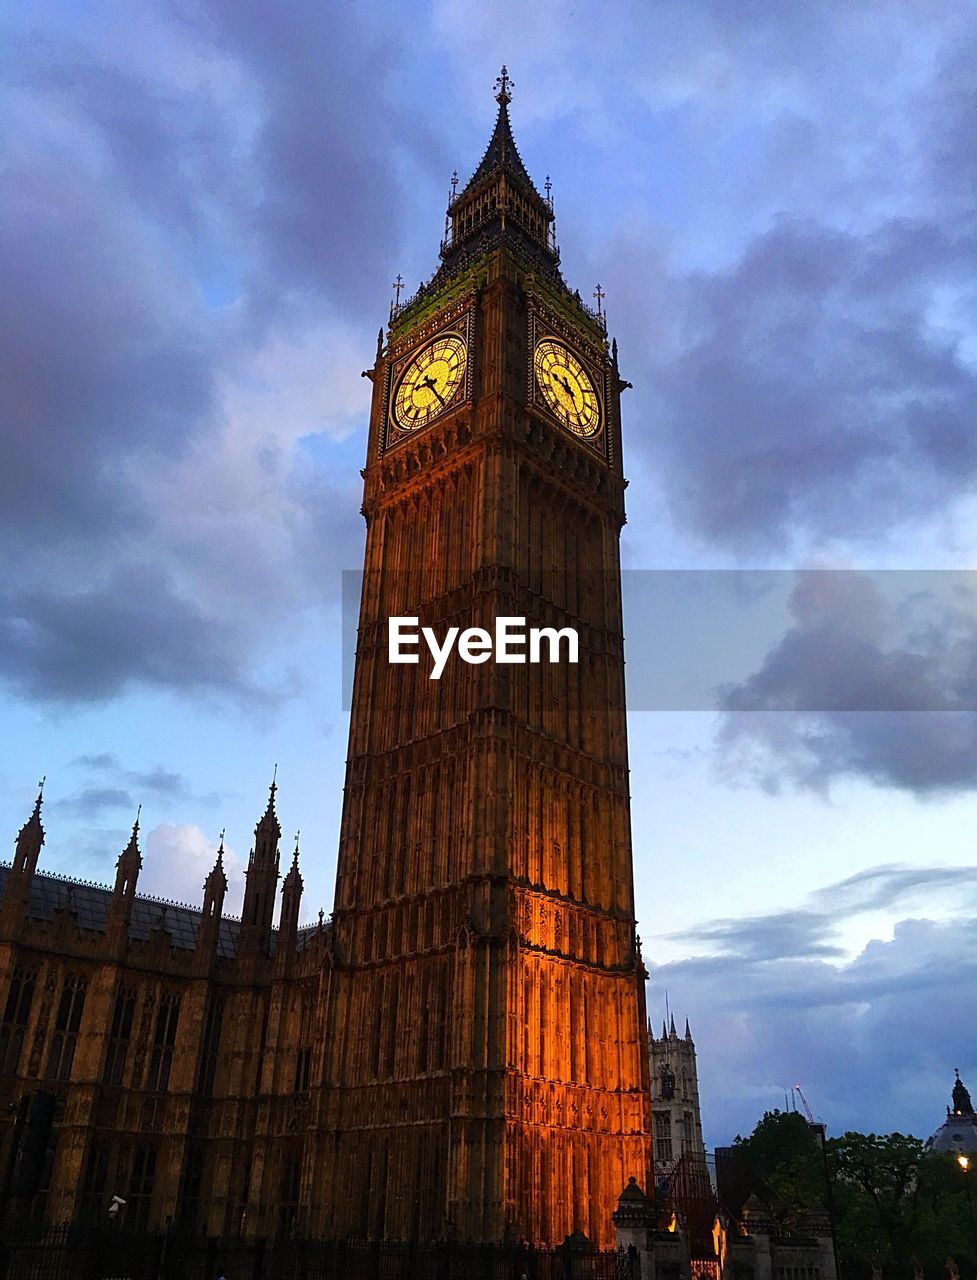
<box><xmin>0</xmin><ymin>77</ymin><xmax>653</xmax><ymax>1249</ymax></box>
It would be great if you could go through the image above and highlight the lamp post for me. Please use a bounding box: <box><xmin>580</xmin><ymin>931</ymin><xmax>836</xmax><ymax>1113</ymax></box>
<box><xmin>957</xmin><ymin>1155</ymin><xmax>977</xmax><ymax>1268</ymax></box>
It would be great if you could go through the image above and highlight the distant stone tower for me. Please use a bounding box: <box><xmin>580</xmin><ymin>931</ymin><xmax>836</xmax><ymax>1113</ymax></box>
<box><xmin>649</xmin><ymin>1014</ymin><xmax>705</xmax><ymax>1178</ymax></box>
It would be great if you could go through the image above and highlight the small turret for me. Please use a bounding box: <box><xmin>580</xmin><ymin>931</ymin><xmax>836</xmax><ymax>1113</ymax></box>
<box><xmin>107</xmin><ymin>809</ymin><xmax>142</xmax><ymax>940</ymax></box>
<box><xmin>278</xmin><ymin>833</ymin><xmax>304</xmax><ymax>961</ymax></box>
<box><xmin>202</xmin><ymin>833</ymin><xmax>228</xmax><ymax>921</ymax></box>
<box><xmin>239</xmin><ymin>771</ymin><xmax>282</xmax><ymax>957</ymax></box>
<box><xmin>112</xmin><ymin>809</ymin><xmax>142</xmax><ymax>900</ymax></box>
<box><xmin>2</xmin><ymin>780</ymin><xmax>46</xmax><ymax>925</ymax></box>
<box><xmin>952</xmin><ymin>1069</ymin><xmax>975</xmax><ymax>1118</ymax></box>
<box><xmin>12</xmin><ymin>780</ymin><xmax>44</xmax><ymax>878</ymax></box>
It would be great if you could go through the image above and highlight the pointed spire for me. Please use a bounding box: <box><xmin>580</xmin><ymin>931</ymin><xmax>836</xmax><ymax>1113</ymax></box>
<box><xmin>661</xmin><ymin>1020</ymin><xmax>668</xmax><ymax>1040</ymax></box>
<box><xmin>685</xmin><ymin>1016</ymin><xmax>692</xmax><ymax>1041</ymax></box>
<box><xmin>123</xmin><ymin>805</ymin><xmax>142</xmax><ymax>856</ymax></box>
<box><xmin>953</xmin><ymin>1069</ymin><xmax>974</xmax><ymax>1117</ymax></box>
<box><xmin>209</xmin><ymin>830</ymin><xmax>228</xmax><ymax>887</ymax></box>
<box><xmin>669</xmin><ymin>1013</ymin><xmax>677</xmax><ymax>1037</ymax></box>
<box><xmin>458</xmin><ymin>66</ymin><xmax>543</xmax><ymax>201</ymax></box>
<box><xmin>254</xmin><ymin>767</ymin><xmax>282</xmax><ymax>849</ymax></box>
<box><xmin>7</xmin><ymin>777</ymin><xmax>46</xmax><ymax>897</ymax></box>
<box><xmin>283</xmin><ymin>831</ymin><xmax>303</xmax><ymax>890</ymax></box>
<box><xmin>18</xmin><ymin>778</ymin><xmax>45</xmax><ymax>843</ymax></box>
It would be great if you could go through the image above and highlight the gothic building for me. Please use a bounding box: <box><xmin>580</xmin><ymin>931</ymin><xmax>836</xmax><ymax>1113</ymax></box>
<box><xmin>649</xmin><ymin>1015</ymin><xmax>706</xmax><ymax>1179</ymax></box>
<box><xmin>0</xmin><ymin>71</ymin><xmax>653</xmax><ymax>1248</ymax></box>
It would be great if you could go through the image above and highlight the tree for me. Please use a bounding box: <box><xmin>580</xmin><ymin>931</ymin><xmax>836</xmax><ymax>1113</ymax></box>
<box><xmin>735</xmin><ymin>1109</ymin><xmax>825</xmax><ymax>1234</ymax></box>
<box><xmin>827</xmin><ymin>1132</ymin><xmax>972</xmax><ymax>1270</ymax></box>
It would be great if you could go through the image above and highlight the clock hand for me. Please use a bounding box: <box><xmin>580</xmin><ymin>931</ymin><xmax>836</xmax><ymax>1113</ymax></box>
<box><xmin>557</xmin><ymin>374</ymin><xmax>578</xmax><ymax>403</ymax></box>
<box><xmin>420</xmin><ymin>375</ymin><xmax>446</xmax><ymax>407</ymax></box>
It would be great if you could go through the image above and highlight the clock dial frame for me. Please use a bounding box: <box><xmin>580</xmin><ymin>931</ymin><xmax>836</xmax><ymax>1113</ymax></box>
<box><xmin>533</xmin><ymin>338</ymin><xmax>601</xmax><ymax>438</ymax></box>
<box><xmin>391</xmin><ymin>333</ymin><xmax>468</xmax><ymax>433</ymax></box>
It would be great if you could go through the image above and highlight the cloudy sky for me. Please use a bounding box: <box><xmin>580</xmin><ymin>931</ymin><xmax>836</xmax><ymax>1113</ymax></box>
<box><xmin>2</xmin><ymin>0</ymin><xmax>976</xmax><ymax>1147</ymax></box>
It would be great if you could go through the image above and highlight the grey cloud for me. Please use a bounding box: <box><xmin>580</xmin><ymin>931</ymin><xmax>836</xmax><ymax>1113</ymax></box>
<box><xmin>53</xmin><ymin>788</ymin><xmax>133</xmax><ymax>819</ymax></box>
<box><xmin>0</xmin><ymin>564</ymin><xmax>258</xmax><ymax>704</ymax></box>
<box><xmin>718</xmin><ymin>573</ymin><xmax>977</xmax><ymax>794</ymax></box>
<box><xmin>669</xmin><ymin>910</ymin><xmax>845</xmax><ymax>962</ymax></box>
<box><xmin>651</xmin><ymin>871</ymin><xmax>977</xmax><ymax>1143</ymax></box>
<box><xmin>645</xmin><ymin>217</ymin><xmax>977</xmax><ymax>551</ymax></box>
<box><xmin>670</xmin><ymin>863</ymin><xmax>977</xmax><ymax>965</ymax></box>
<box><xmin>71</xmin><ymin>754</ymin><xmax>192</xmax><ymax>799</ymax></box>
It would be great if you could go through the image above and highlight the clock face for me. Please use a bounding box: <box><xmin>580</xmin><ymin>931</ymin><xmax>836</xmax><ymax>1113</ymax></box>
<box><xmin>534</xmin><ymin>338</ymin><xmax>601</xmax><ymax>438</ymax></box>
<box><xmin>392</xmin><ymin>334</ymin><xmax>468</xmax><ymax>432</ymax></box>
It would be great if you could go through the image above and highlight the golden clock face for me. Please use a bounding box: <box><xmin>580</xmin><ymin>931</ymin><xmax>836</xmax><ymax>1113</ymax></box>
<box><xmin>534</xmin><ymin>338</ymin><xmax>601</xmax><ymax>437</ymax></box>
<box><xmin>392</xmin><ymin>334</ymin><xmax>468</xmax><ymax>431</ymax></box>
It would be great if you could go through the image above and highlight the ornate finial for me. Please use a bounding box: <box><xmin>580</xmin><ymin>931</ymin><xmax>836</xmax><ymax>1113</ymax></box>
<box><xmin>376</xmin><ymin>327</ymin><xmax>384</xmax><ymax>362</ymax></box>
<box><xmin>217</xmin><ymin>828</ymin><xmax>225</xmax><ymax>858</ymax></box>
<box><xmin>450</xmin><ymin>170</ymin><xmax>458</xmax><ymax>199</ymax></box>
<box><xmin>392</xmin><ymin>273</ymin><xmax>404</xmax><ymax>306</ymax></box>
<box><xmin>593</xmin><ymin>283</ymin><xmax>605</xmax><ymax>320</ymax></box>
<box><xmin>267</xmin><ymin>765</ymin><xmax>278</xmax><ymax>808</ymax></box>
<box><xmin>544</xmin><ymin>175</ymin><xmax>552</xmax><ymax>208</ymax></box>
<box><xmin>494</xmin><ymin>65</ymin><xmax>513</xmax><ymax>106</ymax></box>
<box><xmin>132</xmin><ymin>804</ymin><xmax>142</xmax><ymax>837</ymax></box>
<box><xmin>318</xmin><ymin>907</ymin><xmax>325</xmax><ymax>929</ymax></box>
<box><xmin>293</xmin><ymin>831</ymin><xmax>301</xmax><ymax>860</ymax></box>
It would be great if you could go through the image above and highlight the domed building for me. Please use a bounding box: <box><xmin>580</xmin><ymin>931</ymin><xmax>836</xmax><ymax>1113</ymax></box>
<box><xmin>925</xmin><ymin>1070</ymin><xmax>977</xmax><ymax>1156</ymax></box>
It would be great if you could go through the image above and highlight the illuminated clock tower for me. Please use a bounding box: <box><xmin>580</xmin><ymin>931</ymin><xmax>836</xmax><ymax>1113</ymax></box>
<box><xmin>314</xmin><ymin>68</ymin><xmax>653</xmax><ymax>1248</ymax></box>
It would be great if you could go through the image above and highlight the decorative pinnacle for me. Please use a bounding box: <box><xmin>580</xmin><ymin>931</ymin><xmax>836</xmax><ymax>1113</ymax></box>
<box><xmin>392</xmin><ymin>273</ymin><xmax>404</xmax><ymax>306</ymax></box>
<box><xmin>544</xmin><ymin>175</ymin><xmax>552</xmax><ymax>207</ymax></box>
<box><xmin>29</xmin><ymin>776</ymin><xmax>46</xmax><ymax>820</ymax></box>
<box><xmin>450</xmin><ymin>170</ymin><xmax>458</xmax><ymax>199</ymax></box>
<box><xmin>494</xmin><ymin>65</ymin><xmax>513</xmax><ymax>106</ymax></box>
<box><xmin>593</xmin><ymin>283</ymin><xmax>605</xmax><ymax>319</ymax></box>
<box><xmin>217</xmin><ymin>828</ymin><xmax>226</xmax><ymax>862</ymax></box>
<box><xmin>132</xmin><ymin>804</ymin><xmax>142</xmax><ymax>838</ymax></box>
<box><xmin>293</xmin><ymin>831</ymin><xmax>301</xmax><ymax>862</ymax></box>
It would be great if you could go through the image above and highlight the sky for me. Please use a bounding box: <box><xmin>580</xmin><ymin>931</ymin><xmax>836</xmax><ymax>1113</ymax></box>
<box><xmin>2</xmin><ymin>0</ymin><xmax>976</xmax><ymax>1148</ymax></box>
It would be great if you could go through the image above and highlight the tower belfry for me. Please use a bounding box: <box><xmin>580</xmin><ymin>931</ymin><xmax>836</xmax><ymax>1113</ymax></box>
<box><xmin>316</xmin><ymin>70</ymin><xmax>652</xmax><ymax>1246</ymax></box>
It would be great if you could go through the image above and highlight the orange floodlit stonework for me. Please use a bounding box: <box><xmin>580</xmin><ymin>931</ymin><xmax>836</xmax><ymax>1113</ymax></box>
<box><xmin>0</xmin><ymin>70</ymin><xmax>653</xmax><ymax>1248</ymax></box>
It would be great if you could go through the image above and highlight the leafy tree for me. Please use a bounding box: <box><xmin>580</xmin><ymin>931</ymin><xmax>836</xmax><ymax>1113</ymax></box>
<box><xmin>827</xmin><ymin>1134</ymin><xmax>973</xmax><ymax>1270</ymax></box>
<box><xmin>734</xmin><ymin>1114</ymin><xmax>976</xmax><ymax>1270</ymax></box>
<box><xmin>735</xmin><ymin>1109</ymin><xmax>825</xmax><ymax>1234</ymax></box>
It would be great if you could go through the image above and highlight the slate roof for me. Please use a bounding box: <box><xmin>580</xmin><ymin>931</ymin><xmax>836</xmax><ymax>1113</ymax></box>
<box><xmin>0</xmin><ymin>864</ymin><xmax>319</xmax><ymax>959</ymax></box>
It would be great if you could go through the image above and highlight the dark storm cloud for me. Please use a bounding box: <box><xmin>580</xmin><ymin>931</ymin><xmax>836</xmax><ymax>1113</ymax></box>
<box><xmin>647</xmin><ymin>217</ymin><xmax>977</xmax><ymax>550</ymax></box>
<box><xmin>71</xmin><ymin>754</ymin><xmax>192</xmax><ymax>798</ymax></box>
<box><xmin>670</xmin><ymin>863</ymin><xmax>977</xmax><ymax>963</ymax></box>
<box><xmin>0</xmin><ymin>4</ymin><xmax>389</xmax><ymax>706</ymax></box>
<box><xmin>0</xmin><ymin>154</ymin><xmax>216</xmax><ymax>543</ymax></box>
<box><xmin>652</xmin><ymin>864</ymin><xmax>977</xmax><ymax>1142</ymax></box>
<box><xmin>0</xmin><ymin>565</ymin><xmax>258</xmax><ymax>704</ymax></box>
<box><xmin>718</xmin><ymin>573</ymin><xmax>977</xmax><ymax>794</ymax></box>
<box><xmin>53</xmin><ymin>788</ymin><xmax>134</xmax><ymax>819</ymax></box>
<box><xmin>53</xmin><ymin>755</ymin><xmax>221</xmax><ymax>818</ymax></box>
<box><xmin>164</xmin><ymin>0</ymin><xmax>442</xmax><ymax>317</ymax></box>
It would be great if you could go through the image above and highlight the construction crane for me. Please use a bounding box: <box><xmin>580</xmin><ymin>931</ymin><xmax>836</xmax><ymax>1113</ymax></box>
<box><xmin>793</xmin><ymin>1083</ymin><xmax>817</xmax><ymax>1124</ymax></box>
<box><xmin>793</xmin><ymin>1084</ymin><xmax>827</xmax><ymax>1142</ymax></box>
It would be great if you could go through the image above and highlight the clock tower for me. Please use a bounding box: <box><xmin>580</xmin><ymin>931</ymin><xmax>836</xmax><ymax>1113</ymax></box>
<box><xmin>314</xmin><ymin>69</ymin><xmax>653</xmax><ymax>1247</ymax></box>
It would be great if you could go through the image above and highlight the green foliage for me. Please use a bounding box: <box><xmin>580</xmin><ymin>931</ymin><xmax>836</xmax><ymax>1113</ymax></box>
<box><xmin>735</xmin><ymin>1109</ymin><xmax>825</xmax><ymax>1234</ymax></box>
<box><xmin>735</xmin><ymin>1114</ymin><xmax>977</xmax><ymax>1267</ymax></box>
<box><xmin>827</xmin><ymin>1133</ymin><xmax>974</xmax><ymax>1267</ymax></box>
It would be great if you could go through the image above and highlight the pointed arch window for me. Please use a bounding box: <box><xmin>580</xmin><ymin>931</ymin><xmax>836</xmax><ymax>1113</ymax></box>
<box><xmin>146</xmin><ymin>992</ymin><xmax>180</xmax><ymax>1092</ymax></box>
<box><xmin>0</xmin><ymin>967</ymin><xmax>36</xmax><ymax>1074</ymax></box>
<box><xmin>45</xmin><ymin>974</ymin><xmax>87</xmax><ymax>1081</ymax></box>
<box><xmin>104</xmin><ymin>986</ymin><xmax>136</xmax><ymax>1086</ymax></box>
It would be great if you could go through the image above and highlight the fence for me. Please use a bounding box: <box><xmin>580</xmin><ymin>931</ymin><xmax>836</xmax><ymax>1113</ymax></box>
<box><xmin>0</xmin><ymin>1227</ymin><xmax>640</xmax><ymax>1280</ymax></box>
